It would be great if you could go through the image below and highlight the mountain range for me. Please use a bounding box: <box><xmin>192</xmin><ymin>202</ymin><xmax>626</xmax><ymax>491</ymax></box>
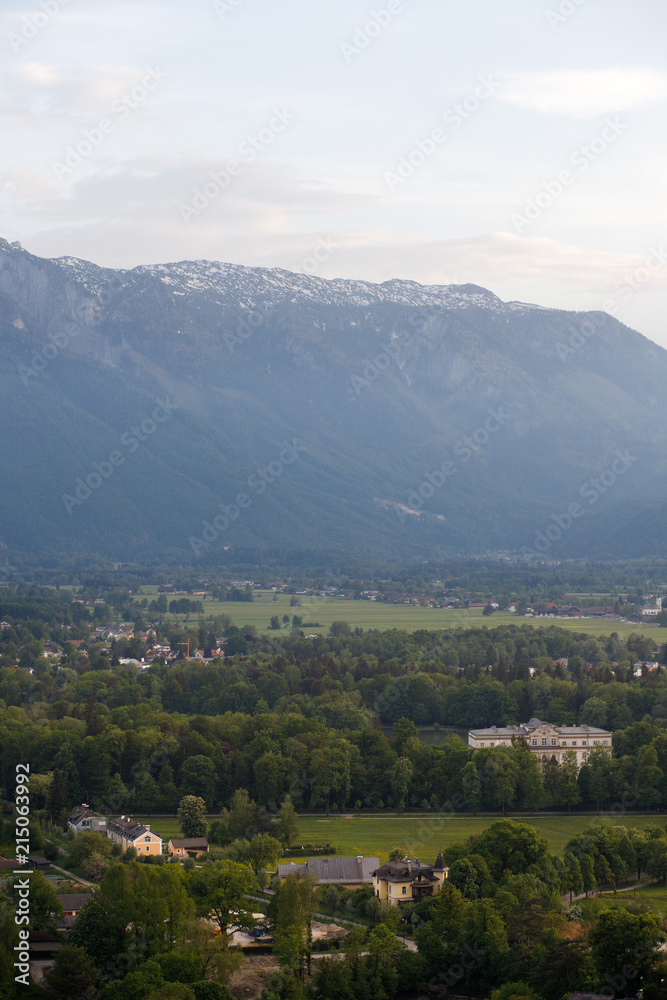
<box><xmin>1</xmin><ymin>236</ymin><xmax>666</xmax><ymax>563</ymax></box>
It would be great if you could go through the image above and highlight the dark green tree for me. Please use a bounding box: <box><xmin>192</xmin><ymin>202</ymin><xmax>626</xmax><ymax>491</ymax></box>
<box><xmin>186</xmin><ymin>860</ymin><xmax>256</xmax><ymax>939</ymax></box>
<box><xmin>589</xmin><ymin>909</ymin><xmax>664</xmax><ymax>995</ymax></box>
<box><xmin>44</xmin><ymin>944</ymin><xmax>100</xmax><ymax>1000</ymax></box>
<box><xmin>277</xmin><ymin>794</ymin><xmax>299</xmax><ymax>848</ymax></box>
<box><xmin>180</xmin><ymin>757</ymin><xmax>217</xmax><ymax>808</ymax></box>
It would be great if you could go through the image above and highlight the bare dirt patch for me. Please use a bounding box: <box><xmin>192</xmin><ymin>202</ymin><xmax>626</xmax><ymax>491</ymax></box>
<box><xmin>229</xmin><ymin>955</ymin><xmax>280</xmax><ymax>1000</ymax></box>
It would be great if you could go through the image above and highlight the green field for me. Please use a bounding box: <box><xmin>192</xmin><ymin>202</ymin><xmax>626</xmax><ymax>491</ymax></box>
<box><xmin>288</xmin><ymin>815</ymin><xmax>667</xmax><ymax>862</ymax></box>
<box><xmin>134</xmin><ymin>813</ymin><xmax>667</xmax><ymax>865</ymax></box>
<box><xmin>614</xmin><ymin>883</ymin><xmax>667</xmax><ymax>898</ymax></box>
<box><xmin>600</xmin><ymin>882</ymin><xmax>667</xmax><ymax>915</ymax></box>
<box><xmin>139</xmin><ymin>588</ymin><xmax>664</xmax><ymax>640</ymax></box>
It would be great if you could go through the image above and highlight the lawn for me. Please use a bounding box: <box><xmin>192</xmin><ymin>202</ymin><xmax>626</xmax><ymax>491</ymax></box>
<box><xmin>134</xmin><ymin>817</ymin><xmax>182</xmax><ymax>840</ymax></box>
<box><xmin>599</xmin><ymin>882</ymin><xmax>667</xmax><ymax>915</ymax></box>
<box><xmin>133</xmin><ymin>813</ymin><xmax>667</xmax><ymax>865</ymax></box>
<box><xmin>137</xmin><ymin>587</ymin><xmax>665</xmax><ymax>640</ymax></box>
<box><xmin>614</xmin><ymin>883</ymin><xmax>667</xmax><ymax>898</ymax></box>
<box><xmin>290</xmin><ymin>814</ymin><xmax>667</xmax><ymax>863</ymax></box>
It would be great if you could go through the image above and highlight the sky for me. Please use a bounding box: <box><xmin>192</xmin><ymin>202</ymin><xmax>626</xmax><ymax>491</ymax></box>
<box><xmin>2</xmin><ymin>0</ymin><xmax>667</xmax><ymax>345</ymax></box>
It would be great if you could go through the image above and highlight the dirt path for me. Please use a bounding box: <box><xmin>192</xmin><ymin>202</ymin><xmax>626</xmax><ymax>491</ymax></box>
<box><xmin>563</xmin><ymin>874</ymin><xmax>657</xmax><ymax>904</ymax></box>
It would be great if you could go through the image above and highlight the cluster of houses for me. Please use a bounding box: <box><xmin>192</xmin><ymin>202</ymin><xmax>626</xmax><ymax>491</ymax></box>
<box><xmin>65</xmin><ymin>805</ymin><xmax>451</xmax><ymax>908</ymax></box>
<box><xmin>277</xmin><ymin>853</ymin><xmax>451</xmax><ymax>905</ymax></box>
<box><xmin>0</xmin><ymin>804</ymin><xmax>453</xmax><ymax>940</ymax></box>
<box><xmin>0</xmin><ymin>623</ymin><xmax>228</xmax><ymax>671</ymax></box>
<box><xmin>63</xmin><ymin>806</ymin><xmax>452</xmax><ymax>908</ymax></box>
<box><xmin>67</xmin><ymin>805</ymin><xmax>210</xmax><ymax>859</ymax></box>
<box><xmin>276</xmin><ymin>853</ymin><xmax>450</xmax><ymax>905</ymax></box>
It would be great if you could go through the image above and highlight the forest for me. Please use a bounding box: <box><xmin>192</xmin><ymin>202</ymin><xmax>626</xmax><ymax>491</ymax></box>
<box><xmin>1</xmin><ymin>580</ymin><xmax>667</xmax><ymax>818</ymax></box>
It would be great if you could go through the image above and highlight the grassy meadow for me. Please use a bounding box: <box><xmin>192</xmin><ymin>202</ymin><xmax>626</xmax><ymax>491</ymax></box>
<box><xmin>599</xmin><ymin>881</ymin><xmax>667</xmax><ymax>916</ymax></box>
<box><xmin>138</xmin><ymin>588</ymin><xmax>665</xmax><ymax>640</ymax></box>
<box><xmin>134</xmin><ymin>813</ymin><xmax>667</xmax><ymax>865</ymax></box>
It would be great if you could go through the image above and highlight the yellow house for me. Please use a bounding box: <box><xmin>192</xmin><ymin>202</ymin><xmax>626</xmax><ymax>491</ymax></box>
<box><xmin>107</xmin><ymin>816</ymin><xmax>163</xmax><ymax>856</ymax></box>
<box><xmin>372</xmin><ymin>854</ymin><xmax>449</xmax><ymax>906</ymax></box>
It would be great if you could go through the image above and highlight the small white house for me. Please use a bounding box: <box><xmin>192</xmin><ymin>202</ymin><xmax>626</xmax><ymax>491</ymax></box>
<box><xmin>67</xmin><ymin>804</ymin><xmax>107</xmax><ymax>835</ymax></box>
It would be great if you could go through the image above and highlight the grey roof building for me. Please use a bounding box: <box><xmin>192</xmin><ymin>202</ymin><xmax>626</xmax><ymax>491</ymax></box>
<box><xmin>107</xmin><ymin>816</ymin><xmax>163</xmax><ymax>855</ymax></box>
<box><xmin>57</xmin><ymin>891</ymin><xmax>94</xmax><ymax>928</ymax></box>
<box><xmin>277</xmin><ymin>855</ymin><xmax>379</xmax><ymax>885</ymax></box>
<box><xmin>468</xmin><ymin>717</ymin><xmax>611</xmax><ymax>765</ymax></box>
<box><xmin>67</xmin><ymin>804</ymin><xmax>107</xmax><ymax>834</ymax></box>
<box><xmin>57</xmin><ymin>892</ymin><xmax>93</xmax><ymax>914</ymax></box>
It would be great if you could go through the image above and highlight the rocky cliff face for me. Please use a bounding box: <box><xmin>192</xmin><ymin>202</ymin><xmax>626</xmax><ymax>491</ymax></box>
<box><xmin>1</xmin><ymin>237</ymin><xmax>666</xmax><ymax>561</ymax></box>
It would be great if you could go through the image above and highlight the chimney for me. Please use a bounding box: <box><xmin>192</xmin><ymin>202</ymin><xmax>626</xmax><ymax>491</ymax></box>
<box><xmin>145</xmin><ymin>824</ymin><xmax>150</xmax><ymax>831</ymax></box>
<box><xmin>357</xmin><ymin>856</ymin><xmax>363</xmax><ymax>864</ymax></box>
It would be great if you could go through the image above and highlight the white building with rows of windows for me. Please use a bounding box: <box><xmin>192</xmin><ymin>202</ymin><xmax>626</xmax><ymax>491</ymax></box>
<box><xmin>467</xmin><ymin>717</ymin><xmax>611</xmax><ymax>765</ymax></box>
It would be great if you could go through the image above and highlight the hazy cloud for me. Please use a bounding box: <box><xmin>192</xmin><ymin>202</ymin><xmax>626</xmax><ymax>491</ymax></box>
<box><xmin>499</xmin><ymin>68</ymin><xmax>667</xmax><ymax>118</ymax></box>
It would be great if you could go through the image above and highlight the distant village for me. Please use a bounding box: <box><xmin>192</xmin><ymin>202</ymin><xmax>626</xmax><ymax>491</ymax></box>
<box><xmin>1</xmin><ymin>577</ymin><xmax>665</xmax><ymax>676</ymax></box>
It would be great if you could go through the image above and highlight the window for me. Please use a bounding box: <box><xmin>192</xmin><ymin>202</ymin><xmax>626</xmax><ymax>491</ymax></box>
<box><xmin>582</xmin><ymin>752</ymin><xmax>588</xmax><ymax>761</ymax></box>
<box><xmin>541</xmin><ymin>738</ymin><xmax>547</xmax><ymax>746</ymax></box>
<box><xmin>582</xmin><ymin>740</ymin><xmax>587</xmax><ymax>746</ymax></box>
<box><xmin>144</xmin><ymin>836</ymin><xmax>151</xmax><ymax>842</ymax></box>
<box><xmin>551</xmin><ymin>738</ymin><xmax>557</xmax><ymax>746</ymax></box>
<box><xmin>489</xmin><ymin>741</ymin><xmax>495</xmax><ymax>746</ymax></box>
<box><xmin>480</xmin><ymin>742</ymin><xmax>485</xmax><ymax>747</ymax></box>
<box><xmin>402</xmin><ymin>886</ymin><xmax>407</xmax><ymax>894</ymax></box>
<box><xmin>376</xmin><ymin>890</ymin><xmax>379</xmax><ymax>897</ymax></box>
<box><xmin>571</xmin><ymin>741</ymin><xmax>577</xmax><ymax>746</ymax></box>
<box><xmin>532</xmin><ymin>739</ymin><xmax>537</xmax><ymax>746</ymax></box>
